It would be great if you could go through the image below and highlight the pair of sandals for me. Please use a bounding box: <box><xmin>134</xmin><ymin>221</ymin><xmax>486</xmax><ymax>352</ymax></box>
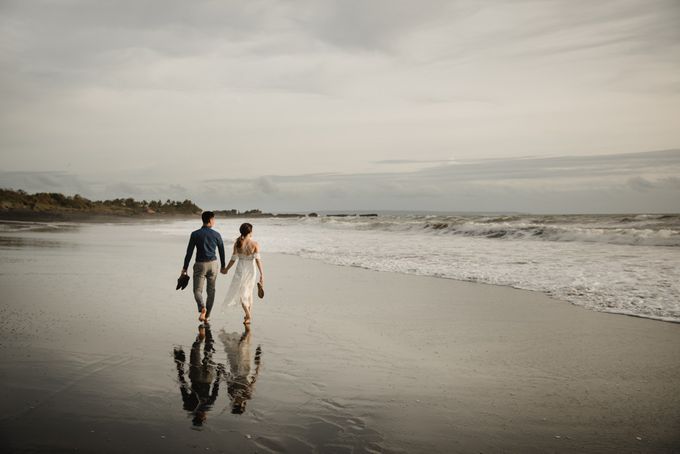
<box><xmin>176</xmin><ymin>274</ymin><xmax>190</xmax><ymax>290</ymax></box>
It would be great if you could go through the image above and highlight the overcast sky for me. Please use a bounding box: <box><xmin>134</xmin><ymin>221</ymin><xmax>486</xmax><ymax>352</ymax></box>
<box><xmin>1</xmin><ymin>0</ymin><xmax>679</xmax><ymax>213</ymax></box>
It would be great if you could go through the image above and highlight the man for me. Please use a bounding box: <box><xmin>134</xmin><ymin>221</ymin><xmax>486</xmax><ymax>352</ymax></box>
<box><xmin>172</xmin><ymin>324</ymin><xmax>225</xmax><ymax>427</ymax></box>
<box><xmin>182</xmin><ymin>211</ymin><xmax>226</xmax><ymax>322</ymax></box>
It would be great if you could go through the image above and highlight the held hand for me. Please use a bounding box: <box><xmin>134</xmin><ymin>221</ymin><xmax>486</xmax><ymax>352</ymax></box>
<box><xmin>181</xmin><ymin>269</ymin><xmax>188</xmax><ymax>275</ymax></box>
<box><xmin>259</xmin><ymin>276</ymin><xmax>264</xmax><ymax>285</ymax></box>
<box><xmin>220</xmin><ymin>267</ymin><xmax>228</xmax><ymax>275</ymax></box>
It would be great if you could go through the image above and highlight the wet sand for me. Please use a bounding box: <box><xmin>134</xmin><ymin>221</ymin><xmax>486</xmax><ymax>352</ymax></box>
<box><xmin>0</xmin><ymin>222</ymin><xmax>679</xmax><ymax>453</ymax></box>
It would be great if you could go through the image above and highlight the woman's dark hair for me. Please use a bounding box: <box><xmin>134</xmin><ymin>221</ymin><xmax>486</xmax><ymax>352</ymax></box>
<box><xmin>235</xmin><ymin>223</ymin><xmax>253</xmax><ymax>251</ymax></box>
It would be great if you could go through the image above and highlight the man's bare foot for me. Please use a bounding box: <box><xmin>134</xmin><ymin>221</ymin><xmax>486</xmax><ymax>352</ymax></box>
<box><xmin>199</xmin><ymin>308</ymin><xmax>206</xmax><ymax>322</ymax></box>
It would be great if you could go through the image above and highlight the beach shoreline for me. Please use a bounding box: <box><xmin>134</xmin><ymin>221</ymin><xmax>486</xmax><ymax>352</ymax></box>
<box><xmin>277</xmin><ymin>251</ymin><xmax>680</xmax><ymax>326</ymax></box>
<box><xmin>0</xmin><ymin>224</ymin><xmax>678</xmax><ymax>453</ymax></box>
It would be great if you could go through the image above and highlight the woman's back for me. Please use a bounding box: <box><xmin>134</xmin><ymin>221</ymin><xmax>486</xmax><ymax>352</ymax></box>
<box><xmin>235</xmin><ymin>239</ymin><xmax>258</xmax><ymax>258</ymax></box>
<box><xmin>223</xmin><ymin>222</ymin><xmax>264</xmax><ymax>326</ymax></box>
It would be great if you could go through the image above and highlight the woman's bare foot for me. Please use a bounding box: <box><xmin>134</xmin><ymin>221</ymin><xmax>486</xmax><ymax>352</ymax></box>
<box><xmin>242</xmin><ymin>305</ymin><xmax>252</xmax><ymax>326</ymax></box>
<box><xmin>199</xmin><ymin>308</ymin><xmax>206</xmax><ymax>322</ymax></box>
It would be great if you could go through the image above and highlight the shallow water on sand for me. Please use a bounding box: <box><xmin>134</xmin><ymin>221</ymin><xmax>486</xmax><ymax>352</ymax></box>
<box><xmin>1</xmin><ymin>221</ymin><xmax>679</xmax><ymax>453</ymax></box>
<box><xmin>0</xmin><ymin>222</ymin><xmax>391</xmax><ymax>453</ymax></box>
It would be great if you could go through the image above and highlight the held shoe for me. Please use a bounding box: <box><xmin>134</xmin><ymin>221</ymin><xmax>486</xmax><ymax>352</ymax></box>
<box><xmin>176</xmin><ymin>274</ymin><xmax>190</xmax><ymax>290</ymax></box>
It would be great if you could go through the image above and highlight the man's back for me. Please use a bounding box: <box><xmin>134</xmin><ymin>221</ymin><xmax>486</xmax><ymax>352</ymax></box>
<box><xmin>184</xmin><ymin>226</ymin><xmax>225</xmax><ymax>269</ymax></box>
<box><xmin>182</xmin><ymin>212</ymin><xmax>225</xmax><ymax>323</ymax></box>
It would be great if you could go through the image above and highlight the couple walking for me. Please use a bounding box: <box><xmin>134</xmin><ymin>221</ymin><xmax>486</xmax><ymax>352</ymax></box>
<box><xmin>181</xmin><ymin>211</ymin><xmax>264</xmax><ymax>325</ymax></box>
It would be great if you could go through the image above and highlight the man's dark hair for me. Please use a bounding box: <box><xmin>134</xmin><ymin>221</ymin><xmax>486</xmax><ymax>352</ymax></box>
<box><xmin>201</xmin><ymin>211</ymin><xmax>215</xmax><ymax>225</ymax></box>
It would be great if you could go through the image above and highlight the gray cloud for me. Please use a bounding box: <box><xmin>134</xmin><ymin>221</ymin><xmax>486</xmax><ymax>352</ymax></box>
<box><xmin>418</xmin><ymin>149</ymin><xmax>680</xmax><ymax>182</ymax></box>
<box><xmin>194</xmin><ymin>149</ymin><xmax>680</xmax><ymax>212</ymax></box>
<box><xmin>0</xmin><ymin>171</ymin><xmax>91</xmax><ymax>195</ymax></box>
<box><xmin>6</xmin><ymin>149</ymin><xmax>676</xmax><ymax>213</ymax></box>
<box><xmin>374</xmin><ymin>159</ymin><xmax>455</xmax><ymax>165</ymax></box>
<box><xmin>301</xmin><ymin>0</ymin><xmax>454</xmax><ymax>52</ymax></box>
<box><xmin>627</xmin><ymin>176</ymin><xmax>654</xmax><ymax>192</ymax></box>
<box><xmin>257</xmin><ymin>176</ymin><xmax>278</xmax><ymax>195</ymax></box>
<box><xmin>1</xmin><ymin>1</ymin><xmax>679</xmax><ymax>213</ymax></box>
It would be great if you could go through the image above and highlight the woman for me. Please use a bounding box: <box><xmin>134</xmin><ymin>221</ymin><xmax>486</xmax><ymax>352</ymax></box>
<box><xmin>219</xmin><ymin>328</ymin><xmax>262</xmax><ymax>414</ymax></box>
<box><xmin>222</xmin><ymin>223</ymin><xmax>264</xmax><ymax>326</ymax></box>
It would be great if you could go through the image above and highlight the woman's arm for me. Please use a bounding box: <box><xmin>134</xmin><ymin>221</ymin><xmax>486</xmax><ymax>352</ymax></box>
<box><xmin>254</xmin><ymin>243</ymin><xmax>264</xmax><ymax>284</ymax></box>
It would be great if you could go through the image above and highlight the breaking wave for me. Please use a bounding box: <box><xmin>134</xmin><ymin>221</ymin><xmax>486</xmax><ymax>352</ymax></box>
<box><xmin>149</xmin><ymin>213</ymin><xmax>680</xmax><ymax>322</ymax></box>
<box><xmin>302</xmin><ymin>214</ymin><xmax>680</xmax><ymax>247</ymax></box>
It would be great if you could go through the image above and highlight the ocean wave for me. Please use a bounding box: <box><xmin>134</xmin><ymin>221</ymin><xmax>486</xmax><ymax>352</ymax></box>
<box><xmin>151</xmin><ymin>216</ymin><xmax>680</xmax><ymax>322</ymax></box>
<box><xmin>301</xmin><ymin>214</ymin><xmax>680</xmax><ymax>247</ymax></box>
<box><xmin>421</xmin><ymin>222</ymin><xmax>680</xmax><ymax>246</ymax></box>
<box><xmin>147</xmin><ymin>214</ymin><xmax>680</xmax><ymax>246</ymax></box>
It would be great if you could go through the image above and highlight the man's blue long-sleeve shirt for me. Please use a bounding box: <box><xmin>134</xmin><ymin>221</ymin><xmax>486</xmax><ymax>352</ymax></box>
<box><xmin>183</xmin><ymin>226</ymin><xmax>226</xmax><ymax>270</ymax></box>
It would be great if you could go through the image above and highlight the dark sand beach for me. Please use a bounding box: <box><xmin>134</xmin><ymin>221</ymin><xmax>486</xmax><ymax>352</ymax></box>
<box><xmin>0</xmin><ymin>221</ymin><xmax>679</xmax><ymax>453</ymax></box>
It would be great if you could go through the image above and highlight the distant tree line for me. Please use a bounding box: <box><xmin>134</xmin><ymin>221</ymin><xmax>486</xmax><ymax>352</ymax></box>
<box><xmin>0</xmin><ymin>188</ymin><xmax>202</xmax><ymax>215</ymax></box>
<box><xmin>213</xmin><ymin>208</ymin><xmax>274</xmax><ymax>217</ymax></box>
<box><xmin>0</xmin><ymin>188</ymin><xmax>324</xmax><ymax>219</ymax></box>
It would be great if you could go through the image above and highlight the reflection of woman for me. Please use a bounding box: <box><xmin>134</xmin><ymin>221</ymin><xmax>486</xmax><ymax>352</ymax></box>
<box><xmin>219</xmin><ymin>329</ymin><xmax>262</xmax><ymax>414</ymax></box>
<box><xmin>222</xmin><ymin>223</ymin><xmax>264</xmax><ymax>326</ymax></box>
<box><xmin>173</xmin><ymin>324</ymin><xmax>225</xmax><ymax>427</ymax></box>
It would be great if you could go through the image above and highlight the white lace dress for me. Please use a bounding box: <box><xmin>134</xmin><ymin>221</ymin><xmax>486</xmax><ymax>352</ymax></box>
<box><xmin>223</xmin><ymin>252</ymin><xmax>260</xmax><ymax>310</ymax></box>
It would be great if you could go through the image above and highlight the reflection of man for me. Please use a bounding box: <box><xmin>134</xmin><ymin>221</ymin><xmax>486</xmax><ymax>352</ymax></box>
<box><xmin>220</xmin><ymin>329</ymin><xmax>262</xmax><ymax>414</ymax></box>
<box><xmin>181</xmin><ymin>211</ymin><xmax>226</xmax><ymax>323</ymax></box>
<box><xmin>173</xmin><ymin>324</ymin><xmax>225</xmax><ymax>427</ymax></box>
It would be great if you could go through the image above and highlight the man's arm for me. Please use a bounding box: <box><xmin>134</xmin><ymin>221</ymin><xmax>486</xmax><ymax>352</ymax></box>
<box><xmin>182</xmin><ymin>233</ymin><xmax>196</xmax><ymax>273</ymax></box>
<box><xmin>217</xmin><ymin>234</ymin><xmax>226</xmax><ymax>269</ymax></box>
<box><xmin>221</xmin><ymin>242</ymin><xmax>237</xmax><ymax>274</ymax></box>
<box><xmin>207</xmin><ymin>364</ymin><xmax>225</xmax><ymax>405</ymax></box>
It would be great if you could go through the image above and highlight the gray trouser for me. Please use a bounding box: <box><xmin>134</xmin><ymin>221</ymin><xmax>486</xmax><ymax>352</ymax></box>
<box><xmin>193</xmin><ymin>261</ymin><xmax>219</xmax><ymax>314</ymax></box>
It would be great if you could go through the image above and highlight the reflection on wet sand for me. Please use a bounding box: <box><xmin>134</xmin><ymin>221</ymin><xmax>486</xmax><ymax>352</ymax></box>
<box><xmin>0</xmin><ymin>235</ymin><xmax>71</xmax><ymax>249</ymax></box>
<box><xmin>173</xmin><ymin>325</ymin><xmax>263</xmax><ymax>427</ymax></box>
<box><xmin>219</xmin><ymin>329</ymin><xmax>262</xmax><ymax>415</ymax></box>
<box><xmin>173</xmin><ymin>324</ymin><xmax>226</xmax><ymax>428</ymax></box>
<box><xmin>0</xmin><ymin>220</ymin><xmax>81</xmax><ymax>233</ymax></box>
<box><xmin>0</xmin><ymin>221</ymin><xmax>81</xmax><ymax>249</ymax></box>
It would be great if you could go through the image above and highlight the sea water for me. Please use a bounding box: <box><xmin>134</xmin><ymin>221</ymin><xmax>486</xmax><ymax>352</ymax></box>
<box><xmin>151</xmin><ymin>213</ymin><xmax>679</xmax><ymax>322</ymax></box>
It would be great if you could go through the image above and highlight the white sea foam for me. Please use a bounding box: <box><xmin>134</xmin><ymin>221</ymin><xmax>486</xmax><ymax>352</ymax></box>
<box><xmin>148</xmin><ymin>214</ymin><xmax>680</xmax><ymax>322</ymax></box>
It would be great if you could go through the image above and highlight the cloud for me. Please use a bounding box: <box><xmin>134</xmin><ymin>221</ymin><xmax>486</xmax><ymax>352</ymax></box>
<box><xmin>257</xmin><ymin>176</ymin><xmax>278</xmax><ymax>195</ymax></box>
<box><xmin>191</xmin><ymin>148</ymin><xmax>680</xmax><ymax>212</ymax></box>
<box><xmin>374</xmin><ymin>159</ymin><xmax>455</xmax><ymax>165</ymax></box>
<box><xmin>0</xmin><ymin>171</ymin><xmax>91</xmax><ymax>195</ymax></box>
<box><xmin>1</xmin><ymin>0</ymin><xmax>679</xmax><ymax>202</ymax></box>
<box><xmin>627</xmin><ymin>175</ymin><xmax>680</xmax><ymax>192</ymax></box>
<box><xmin>627</xmin><ymin>176</ymin><xmax>654</xmax><ymax>192</ymax></box>
<box><xmin>300</xmin><ymin>0</ymin><xmax>453</xmax><ymax>52</ymax></box>
<box><xmin>2</xmin><ymin>149</ymin><xmax>679</xmax><ymax>213</ymax></box>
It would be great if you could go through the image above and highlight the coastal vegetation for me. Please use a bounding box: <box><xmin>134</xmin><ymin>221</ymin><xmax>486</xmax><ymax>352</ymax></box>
<box><xmin>0</xmin><ymin>188</ymin><xmax>317</xmax><ymax>220</ymax></box>
<box><xmin>0</xmin><ymin>188</ymin><xmax>201</xmax><ymax>217</ymax></box>
<box><xmin>0</xmin><ymin>188</ymin><xmax>374</xmax><ymax>221</ymax></box>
